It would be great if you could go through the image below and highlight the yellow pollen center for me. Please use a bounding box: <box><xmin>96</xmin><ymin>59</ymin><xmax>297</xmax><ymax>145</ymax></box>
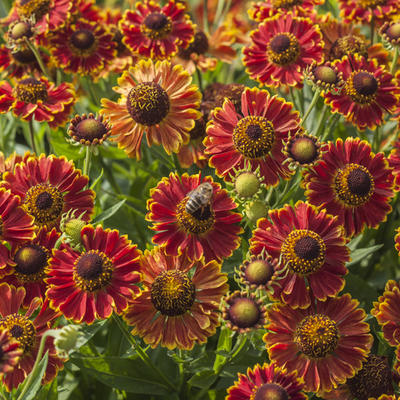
<box><xmin>358</xmin><ymin>0</ymin><xmax>386</xmax><ymax>8</ymax></box>
<box><xmin>0</xmin><ymin>314</ymin><xmax>36</xmax><ymax>353</ymax></box>
<box><xmin>267</xmin><ymin>33</ymin><xmax>300</xmax><ymax>65</ymax></box>
<box><xmin>14</xmin><ymin>78</ymin><xmax>48</xmax><ymax>103</ymax></box>
<box><xmin>140</xmin><ymin>12</ymin><xmax>172</xmax><ymax>40</ymax></box>
<box><xmin>346</xmin><ymin>70</ymin><xmax>379</xmax><ymax>104</ymax></box>
<box><xmin>18</xmin><ymin>0</ymin><xmax>50</xmax><ymax>20</ymax></box>
<box><xmin>272</xmin><ymin>0</ymin><xmax>303</xmax><ymax>8</ymax></box>
<box><xmin>14</xmin><ymin>243</ymin><xmax>49</xmax><ymax>283</ymax></box>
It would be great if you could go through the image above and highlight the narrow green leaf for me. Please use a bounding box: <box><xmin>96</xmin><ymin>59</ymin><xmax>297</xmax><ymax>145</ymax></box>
<box><xmin>92</xmin><ymin>199</ymin><xmax>126</xmax><ymax>224</ymax></box>
<box><xmin>213</xmin><ymin>328</ymin><xmax>232</xmax><ymax>373</ymax></box>
<box><xmin>347</xmin><ymin>244</ymin><xmax>384</xmax><ymax>267</ymax></box>
<box><xmin>20</xmin><ymin>351</ymin><xmax>49</xmax><ymax>400</ymax></box>
<box><xmin>90</xmin><ymin>168</ymin><xmax>104</xmax><ymax>190</ymax></box>
<box><xmin>188</xmin><ymin>370</ymin><xmax>217</xmax><ymax>389</ymax></box>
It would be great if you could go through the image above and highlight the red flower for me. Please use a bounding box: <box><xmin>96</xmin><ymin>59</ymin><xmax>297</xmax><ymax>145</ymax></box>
<box><xmin>204</xmin><ymin>87</ymin><xmax>300</xmax><ymax>187</ymax></box>
<box><xmin>339</xmin><ymin>0</ymin><xmax>400</xmax><ymax>24</ymax></box>
<box><xmin>46</xmin><ymin>225</ymin><xmax>142</xmax><ymax>324</ymax></box>
<box><xmin>264</xmin><ymin>293</ymin><xmax>373</xmax><ymax>393</ymax></box>
<box><xmin>0</xmin><ymin>283</ymin><xmax>64</xmax><ymax>391</ymax></box>
<box><xmin>324</xmin><ymin>56</ymin><xmax>399</xmax><ymax>130</ymax></box>
<box><xmin>0</xmin><ymin>329</ymin><xmax>22</xmax><ymax>379</ymax></box>
<box><xmin>250</xmin><ymin>201</ymin><xmax>349</xmax><ymax>309</ymax></box>
<box><xmin>120</xmin><ymin>0</ymin><xmax>195</xmax><ymax>60</ymax></box>
<box><xmin>303</xmin><ymin>137</ymin><xmax>394</xmax><ymax>237</ymax></box>
<box><xmin>146</xmin><ymin>173</ymin><xmax>242</xmax><ymax>262</ymax></box>
<box><xmin>0</xmin><ymin>154</ymin><xmax>95</xmax><ymax>230</ymax></box>
<box><xmin>0</xmin><ymin>76</ymin><xmax>76</xmax><ymax>129</ymax></box>
<box><xmin>243</xmin><ymin>13</ymin><xmax>324</xmax><ymax>87</ymax></box>
<box><xmin>123</xmin><ymin>246</ymin><xmax>228</xmax><ymax>350</ymax></box>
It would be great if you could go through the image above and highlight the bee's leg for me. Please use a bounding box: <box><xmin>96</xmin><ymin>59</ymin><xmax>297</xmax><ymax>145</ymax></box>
<box><xmin>199</xmin><ymin>205</ymin><xmax>205</xmax><ymax>218</ymax></box>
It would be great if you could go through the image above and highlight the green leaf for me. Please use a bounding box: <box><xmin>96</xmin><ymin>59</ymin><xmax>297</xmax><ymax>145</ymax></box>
<box><xmin>36</xmin><ymin>378</ymin><xmax>58</xmax><ymax>400</ymax></box>
<box><xmin>344</xmin><ymin>272</ymin><xmax>378</xmax><ymax>307</ymax></box>
<box><xmin>49</xmin><ymin>130</ymin><xmax>85</xmax><ymax>161</ymax></box>
<box><xmin>188</xmin><ymin>370</ymin><xmax>217</xmax><ymax>389</ymax></box>
<box><xmin>90</xmin><ymin>168</ymin><xmax>104</xmax><ymax>190</ymax></box>
<box><xmin>92</xmin><ymin>199</ymin><xmax>126</xmax><ymax>224</ymax></box>
<box><xmin>20</xmin><ymin>351</ymin><xmax>49</xmax><ymax>400</ymax></box>
<box><xmin>213</xmin><ymin>328</ymin><xmax>232</xmax><ymax>373</ymax></box>
<box><xmin>347</xmin><ymin>244</ymin><xmax>384</xmax><ymax>267</ymax></box>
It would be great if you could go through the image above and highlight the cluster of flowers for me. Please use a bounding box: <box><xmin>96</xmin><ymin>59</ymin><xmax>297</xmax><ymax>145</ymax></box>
<box><xmin>0</xmin><ymin>0</ymin><xmax>400</xmax><ymax>399</ymax></box>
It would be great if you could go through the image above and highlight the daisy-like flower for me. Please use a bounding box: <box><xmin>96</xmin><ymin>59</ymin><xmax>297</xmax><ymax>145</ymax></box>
<box><xmin>250</xmin><ymin>201</ymin><xmax>349</xmax><ymax>309</ymax></box>
<box><xmin>0</xmin><ymin>283</ymin><xmax>64</xmax><ymax>391</ymax></box>
<box><xmin>380</xmin><ymin>22</ymin><xmax>400</xmax><ymax>47</ymax></box>
<box><xmin>264</xmin><ymin>293</ymin><xmax>373</xmax><ymax>393</ymax></box>
<box><xmin>204</xmin><ymin>87</ymin><xmax>300</xmax><ymax>187</ymax></box>
<box><xmin>324</xmin><ymin>56</ymin><xmax>398</xmax><ymax>130</ymax></box>
<box><xmin>0</xmin><ymin>76</ymin><xmax>76</xmax><ymax>129</ymax></box>
<box><xmin>68</xmin><ymin>113</ymin><xmax>112</xmax><ymax>146</ymax></box>
<box><xmin>303</xmin><ymin>137</ymin><xmax>394</xmax><ymax>237</ymax></box>
<box><xmin>0</xmin><ymin>188</ymin><xmax>35</xmax><ymax>275</ymax></box>
<box><xmin>371</xmin><ymin>279</ymin><xmax>400</xmax><ymax>346</ymax></box>
<box><xmin>100</xmin><ymin>59</ymin><xmax>201</xmax><ymax>160</ymax></box>
<box><xmin>0</xmin><ymin>329</ymin><xmax>22</xmax><ymax>379</ymax></box>
<box><xmin>0</xmin><ymin>154</ymin><xmax>95</xmax><ymax>230</ymax></box>
<box><xmin>123</xmin><ymin>246</ymin><xmax>228</xmax><ymax>350</ymax></box>
<box><xmin>120</xmin><ymin>0</ymin><xmax>195</xmax><ymax>60</ymax></box>
<box><xmin>339</xmin><ymin>0</ymin><xmax>400</xmax><ymax>24</ymax></box>
<box><xmin>5</xmin><ymin>16</ymin><xmax>38</xmax><ymax>50</ymax></box>
<box><xmin>388</xmin><ymin>136</ymin><xmax>400</xmax><ymax>191</ymax></box>
<box><xmin>2</xmin><ymin>227</ymin><xmax>60</xmax><ymax>307</ymax></box>
<box><xmin>249</xmin><ymin>0</ymin><xmax>323</xmax><ymax>22</ymax></box>
<box><xmin>226</xmin><ymin>362</ymin><xmax>306</xmax><ymax>400</ymax></box>
<box><xmin>146</xmin><ymin>173</ymin><xmax>242</xmax><ymax>262</ymax></box>
<box><xmin>48</xmin><ymin>19</ymin><xmax>116</xmax><ymax>78</ymax></box>
<box><xmin>243</xmin><ymin>13</ymin><xmax>324</xmax><ymax>88</ymax></box>
<box><xmin>46</xmin><ymin>225</ymin><xmax>141</xmax><ymax>324</ymax></box>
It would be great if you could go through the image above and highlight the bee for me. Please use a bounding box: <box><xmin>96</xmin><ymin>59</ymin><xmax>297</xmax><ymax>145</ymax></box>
<box><xmin>185</xmin><ymin>182</ymin><xmax>214</xmax><ymax>216</ymax></box>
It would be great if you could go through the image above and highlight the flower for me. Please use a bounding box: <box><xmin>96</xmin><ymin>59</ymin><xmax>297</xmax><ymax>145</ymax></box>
<box><xmin>68</xmin><ymin>113</ymin><xmax>112</xmax><ymax>146</ymax></box>
<box><xmin>48</xmin><ymin>18</ymin><xmax>116</xmax><ymax>78</ymax></box>
<box><xmin>388</xmin><ymin>136</ymin><xmax>400</xmax><ymax>191</ymax></box>
<box><xmin>323</xmin><ymin>55</ymin><xmax>399</xmax><ymax>131</ymax></box>
<box><xmin>5</xmin><ymin>16</ymin><xmax>38</xmax><ymax>50</ymax></box>
<box><xmin>303</xmin><ymin>137</ymin><xmax>394</xmax><ymax>237</ymax></box>
<box><xmin>120</xmin><ymin>0</ymin><xmax>195</xmax><ymax>60</ymax></box>
<box><xmin>0</xmin><ymin>329</ymin><xmax>22</xmax><ymax>379</ymax></box>
<box><xmin>0</xmin><ymin>151</ymin><xmax>27</xmax><ymax>179</ymax></box>
<box><xmin>2</xmin><ymin>227</ymin><xmax>60</xmax><ymax>307</ymax></box>
<box><xmin>100</xmin><ymin>59</ymin><xmax>201</xmax><ymax>159</ymax></box>
<box><xmin>250</xmin><ymin>201</ymin><xmax>349</xmax><ymax>309</ymax></box>
<box><xmin>204</xmin><ymin>87</ymin><xmax>300</xmax><ymax>187</ymax></box>
<box><xmin>146</xmin><ymin>173</ymin><xmax>242</xmax><ymax>262</ymax></box>
<box><xmin>0</xmin><ymin>76</ymin><xmax>76</xmax><ymax>129</ymax></box>
<box><xmin>380</xmin><ymin>22</ymin><xmax>400</xmax><ymax>47</ymax></box>
<box><xmin>46</xmin><ymin>225</ymin><xmax>141</xmax><ymax>324</ymax></box>
<box><xmin>0</xmin><ymin>154</ymin><xmax>95</xmax><ymax>230</ymax></box>
<box><xmin>243</xmin><ymin>13</ymin><xmax>324</xmax><ymax>88</ymax></box>
<box><xmin>226</xmin><ymin>362</ymin><xmax>306</xmax><ymax>400</ymax></box>
<box><xmin>123</xmin><ymin>246</ymin><xmax>228</xmax><ymax>350</ymax></box>
<box><xmin>264</xmin><ymin>293</ymin><xmax>373</xmax><ymax>393</ymax></box>
<box><xmin>0</xmin><ymin>283</ymin><xmax>64</xmax><ymax>391</ymax></box>
<box><xmin>371</xmin><ymin>279</ymin><xmax>400</xmax><ymax>346</ymax></box>
<box><xmin>0</xmin><ymin>188</ymin><xmax>35</xmax><ymax>276</ymax></box>
<box><xmin>304</xmin><ymin>61</ymin><xmax>345</xmax><ymax>95</ymax></box>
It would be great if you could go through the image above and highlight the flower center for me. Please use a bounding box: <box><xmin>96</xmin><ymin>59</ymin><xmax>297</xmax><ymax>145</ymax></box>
<box><xmin>234</xmin><ymin>171</ymin><xmax>261</xmax><ymax>198</ymax></box>
<box><xmin>70</xmin><ymin>29</ymin><xmax>97</xmax><ymax>56</ymax></box>
<box><xmin>294</xmin><ymin>314</ymin><xmax>339</xmax><ymax>358</ymax></box>
<box><xmin>24</xmin><ymin>183</ymin><xmax>64</xmax><ymax>228</ymax></box>
<box><xmin>126</xmin><ymin>82</ymin><xmax>170</xmax><ymax>126</ymax></box>
<box><xmin>189</xmin><ymin>117</ymin><xmax>206</xmax><ymax>140</ymax></box>
<box><xmin>18</xmin><ymin>0</ymin><xmax>50</xmax><ymax>20</ymax></box>
<box><xmin>346</xmin><ymin>71</ymin><xmax>379</xmax><ymax>104</ymax></box>
<box><xmin>176</xmin><ymin>197</ymin><xmax>215</xmax><ymax>235</ymax></box>
<box><xmin>14</xmin><ymin>78</ymin><xmax>48</xmax><ymax>103</ymax></box>
<box><xmin>287</xmin><ymin>136</ymin><xmax>319</xmax><ymax>165</ymax></box>
<box><xmin>330</xmin><ymin>35</ymin><xmax>368</xmax><ymax>60</ymax></box>
<box><xmin>267</xmin><ymin>33</ymin><xmax>300</xmax><ymax>65</ymax></box>
<box><xmin>0</xmin><ymin>314</ymin><xmax>36</xmax><ymax>353</ymax></box>
<box><xmin>14</xmin><ymin>243</ymin><xmax>49</xmax><ymax>283</ymax></box>
<box><xmin>179</xmin><ymin>31</ymin><xmax>209</xmax><ymax>59</ymax></box>
<box><xmin>141</xmin><ymin>12</ymin><xmax>172</xmax><ymax>40</ymax></box>
<box><xmin>233</xmin><ymin>116</ymin><xmax>275</xmax><ymax>159</ymax></box>
<box><xmin>334</xmin><ymin>163</ymin><xmax>375</xmax><ymax>206</ymax></box>
<box><xmin>227</xmin><ymin>297</ymin><xmax>261</xmax><ymax>329</ymax></box>
<box><xmin>252</xmin><ymin>383</ymin><xmax>289</xmax><ymax>400</ymax></box>
<box><xmin>272</xmin><ymin>0</ymin><xmax>302</xmax><ymax>9</ymax></box>
<box><xmin>73</xmin><ymin>250</ymin><xmax>113</xmax><ymax>292</ymax></box>
<box><xmin>11</xmin><ymin>48</ymin><xmax>36</xmax><ymax>64</ymax></box>
<box><xmin>385</xmin><ymin>23</ymin><xmax>400</xmax><ymax>42</ymax></box>
<box><xmin>151</xmin><ymin>270</ymin><xmax>195</xmax><ymax>316</ymax></box>
<box><xmin>244</xmin><ymin>259</ymin><xmax>274</xmax><ymax>285</ymax></box>
<box><xmin>10</xmin><ymin>21</ymin><xmax>33</xmax><ymax>40</ymax></box>
<box><xmin>281</xmin><ymin>229</ymin><xmax>326</xmax><ymax>275</ymax></box>
<box><xmin>75</xmin><ymin>118</ymin><xmax>107</xmax><ymax>141</ymax></box>
<box><xmin>314</xmin><ymin>65</ymin><xmax>338</xmax><ymax>85</ymax></box>
<box><xmin>358</xmin><ymin>0</ymin><xmax>386</xmax><ymax>8</ymax></box>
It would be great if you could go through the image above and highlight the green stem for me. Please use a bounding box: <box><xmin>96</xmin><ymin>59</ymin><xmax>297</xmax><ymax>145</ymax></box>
<box><xmin>370</xmin><ymin>17</ymin><xmax>375</xmax><ymax>44</ymax></box>
<box><xmin>111</xmin><ymin>314</ymin><xmax>176</xmax><ymax>393</ymax></box>
<box><xmin>322</xmin><ymin>113</ymin><xmax>340</xmax><ymax>141</ymax></box>
<box><xmin>196</xmin><ymin>67</ymin><xmax>203</xmax><ymax>93</ymax></box>
<box><xmin>391</xmin><ymin>46</ymin><xmax>399</xmax><ymax>75</ymax></box>
<box><xmin>302</xmin><ymin>89</ymin><xmax>321</xmax><ymax>125</ymax></box>
<box><xmin>373</xmin><ymin>126</ymin><xmax>381</xmax><ymax>153</ymax></box>
<box><xmin>17</xmin><ymin>331</ymin><xmax>51</xmax><ymax>400</ymax></box>
<box><xmin>24</xmin><ymin>38</ymin><xmax>51</xmax><ymax>81</ymax></box>
<box><xmin>83</xmin><ymin>145</ymin><xmax>92</xmax><ymax>178</ymax></box>
<box><xmin>314</xmin><ymin>106</ymin><xmax>329</xmax><ymax>137</ymax></box>
<box><xmin>28</xmin><ymin>119</ymin><xmax>38</xmax><ymax>154</ymax></box>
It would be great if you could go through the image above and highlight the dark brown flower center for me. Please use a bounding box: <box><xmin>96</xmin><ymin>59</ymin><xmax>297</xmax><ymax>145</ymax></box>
<box><xmin>70</xmin><ymin>29</ymin><xmax>96</xmax><ymax>50</ymax></box>
<box><xmin>287</xmin><ymin>136</ymin><xmax>319</xmax><ymax>165</ymax></box>
<box><xmin>14</xmin><ymin>244</ymin><xmax>49</xmax><ymax>281</ymax></box>
<box><xmin>151</xmin><ymin>270</ymin><xmax>195</xmax><ymax>316</ymax></box>
<box><xmin>0</xmin><ymin>314</ymin><xmax>36</xmax><ymax>353</ymax></box>
<box><xmin>346</xmin><ymin>71</ymin><xmax>379</xmax><ymax>105</ymax></box>
<box><xmin>73</xmin><ymin>250</ymin><xmax>113</xmax><ymax>292</ymax></box>
<box><xmin>75</xmin><ymin>118</ymin><xmax>107</xmax><ymax>140</ymax></box>
<box><xmin>18</xmin><ymin>0</ymin><xmax>50</xmax><ymax>20</ymax></box>
<box><xmin>127</xmin><ymin>82</ymin><xmax>170</xmax><ymax>126</ymax></box>
<box><xmin>12</xmin><ymin>48</ymin><xmax>36</xmax><ymax>64</ymax></box>
<box><xmin>141</xmin><ymin>12</ymin><xmax>172</xmax><ymax>40</ymax></box>
<box><xmin>179</xmin><ymin>31</ymin><xmax>209</xmax><ymax>59</ymax></box>
<box><xmin>24</xmin><ymin>183</ymin><xmax>64</xmax><ymax>228</ymax></box>
<box><xmin>254</xmin><ymin>383</ymin><xmax>289</xmax><ymax>400</ymax></box>
<box><xmin>244</xmin><ymin>259</ymin><xmax>274</xmax><ymax>285</ymax></box>
<box><xmin>330</xmin><ymin>35</ymin><xmax>368</xmax><ymax>60</ymax></box>
<box><xmin>14</xmin><ymin>78</ymin><xmax>48</xmax><ymax>103</ymax></box>
<box><xmin>189</xmin><ymin>117</ymin><xmax>206</xmax><ymax>140</ymax></box>
<box><xmin>233</xmin><ymin>116</ymin><xmax>275</xmax><ymax>159</ymax></box>
<box><xmin>10</xmin><ymin>21</ymin><xmax>33</xmax><ymax>40</ymax></box>
<box><xmin>335</xmin><ymin>163</ymin><xmax>374</xmax><ymax>206</ymax></box>
<box><xmin>267</xmin><ymin>33</ymin><xmax>300</xmax><ymax>65</ymax></box>
<box><xmin>294</xmin><ymin>314</ymin><xmax>339</xmax><ymax>358</ymax></box>
<box><xmin>281</xmin><ymin>229</ymin><xmax>326</xmax><ymax>275</ymax></box>
<box><xmin>227</xmin><ymin>297</ymin><xmax>261</xmax><ymax>329</ymax></box>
